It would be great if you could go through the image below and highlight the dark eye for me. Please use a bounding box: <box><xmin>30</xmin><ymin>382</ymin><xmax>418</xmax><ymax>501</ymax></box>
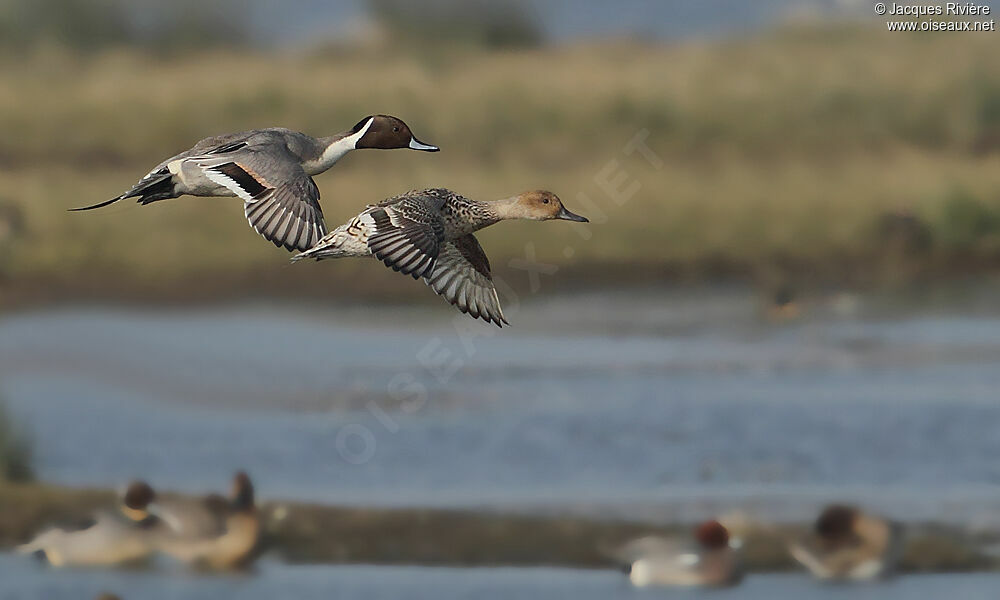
<box><xmin>393</xmin><ymin>126</ymin><xmax>400</xmax><ymax>133</ymax></box>
<box><xmin>542</xmin><ymin>198</ymin><xmax>549</xmax><ymax>204</ymax></box>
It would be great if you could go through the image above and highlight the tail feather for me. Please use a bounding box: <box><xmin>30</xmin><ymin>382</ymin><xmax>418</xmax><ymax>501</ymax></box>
<box><xmin>290</xmin><ymin>244</ymin><xmax>326</xmax><ymax>262</ymax></box>
<box><xmin>14</xmin><ymin>540</ymin><xmax>49</xmax><ymax>563</ymax></box>
<box><xmin>70</xmin><ymin>173</ymin><xmax>175</xmax><ymax>212</ymax></box>
<box><xmin>68</xmin><ymin>196</ymin><xmax>124</xmax><ymax>212</ymax></box>
<box><xmin>16</xmin><ymin>529</ymin><xmax>56</xmax><ymax>556</ymax></box>
<box><xmin>290</xmin><ymin>228</ymin><xmax>362</xmax><ymax>262</ymax></box>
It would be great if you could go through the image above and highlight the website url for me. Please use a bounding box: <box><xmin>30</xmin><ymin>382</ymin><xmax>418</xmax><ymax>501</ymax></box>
<box><xmin>887</xmin><ymin>19</ymin><xmax>996</xmax><ymax>31</ymax></box>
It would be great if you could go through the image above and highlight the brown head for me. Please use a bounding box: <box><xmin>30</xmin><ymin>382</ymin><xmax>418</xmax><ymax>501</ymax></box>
<box><xmin>694</xmin><ymin>519</ymin><xmax>730</xmax><ymax>550</ymax></box>
<box><xmin>352</xmin><ymin>115</ymin><xmax>439</xmax><ymax>152</ymax></box>
<box><xmin>122</xmin><ymin>480</ymin><xmax>155</xmax><ymax>510</ymax></box>
<box><xmin>509</xmin><ymin>190</ymin><xmax>589</xmax><ymax>222</ymax></box>
<box><xmin>815</xmin><ymin>504</ymin><xmax>859</xmax><ymax>542</ymax></box>
<box><xmin>120</xmin><ymin>480</ymin><xmax>156</xmax><ymax>522</ymax></box>
<box><xmin>230</xmin><ymin>471</ymin><xmax>255</xmax><ymax>511</ymax></box>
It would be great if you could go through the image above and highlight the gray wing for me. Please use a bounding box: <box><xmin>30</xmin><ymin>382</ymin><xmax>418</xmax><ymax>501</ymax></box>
<box><xmin>423</xmin><ymin>234</ymin><xmax>507</xmax><ymax>327</ymax></box>
<box><xmin>146</xmin><ymin>132</ymin><xmax>259</xmax><ymax>183</ymax></box>
<box><xmin>366</xmin><ymin>193</ymin><xmax>446</xmax><ymax>279</ymax></box>
<box><xmin>193</xmin><ymin>143</ymin><xmax>326</xmax><ymax>252</ymax></box>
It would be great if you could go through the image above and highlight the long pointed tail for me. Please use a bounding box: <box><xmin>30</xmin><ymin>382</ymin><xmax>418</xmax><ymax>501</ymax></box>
<box><xmin>70</xmin><ymin>172</ymin><xmax>175</xmax><ymax>212</ymax></box>
<box><xmin>68</xmin><ymin>196</ymin><xmax>124</xmax><ymax>211</ymax></box>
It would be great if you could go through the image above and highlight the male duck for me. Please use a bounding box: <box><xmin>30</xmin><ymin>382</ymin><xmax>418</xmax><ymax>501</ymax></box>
<box><xmin>71</xmin><ymin>116</ymin><xmax>439</xmax><ymax>252</ymax></box>
<box><xmin>292</xmin><ymin>188</ymin><xmax>588</xmax><ymax>326</ymax></box>
<box><xmin>17</xmin><ymin>481</ymin><xmax>164</xmax><ymax>568</ymax></box>
<box><xmin>614</xmin><ymin>520</ymin><xmax>743</xmax><ymax>588</ymax></box>
<box><xmin>789</xmin><ymin>504</ymin><xmax>904</xmax><ymax>581</ymax></box>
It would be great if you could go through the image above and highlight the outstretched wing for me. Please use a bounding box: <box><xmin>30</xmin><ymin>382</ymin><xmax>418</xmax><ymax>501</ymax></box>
<box><xmin>195</xmin><ymin>147</ymin><xmax>326</xmax><ymax>252</ymax></box>
<box><xmin>423</xmin><ymin>234</ymin><xmax>507</xmax><ymax>327</ymax></box>
<box><xmin>366</xmin><ymin>194</ymin><xmax>446</xmax><ymax>279</ymax></box>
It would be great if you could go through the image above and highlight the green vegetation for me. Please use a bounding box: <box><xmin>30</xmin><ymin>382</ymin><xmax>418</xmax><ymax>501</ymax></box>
<box><xmin>3</xmin><ymin>23</ymin><xmax>1000</xmax><ymax>304</ymax></box>
<box><xmin>0</xmin><ymin>397</ymin><xmax>32</xmax><ymax>483</ymax></box>
<box><xmin>0</xmin><ymin>0</ymin><xmax>250</xmax><ymax>53</ymax></box>
<box><xmin>934</xmin><ymin>188</ymin><xmax>1000</xmax><ymax>256</ymax></box>
<box><xmin>368</xmin><ymin>0</ymin><xmax>544</xmax><ymax>49</ymax></box>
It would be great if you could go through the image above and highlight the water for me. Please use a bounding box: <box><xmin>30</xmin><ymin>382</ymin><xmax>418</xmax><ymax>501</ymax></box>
<box><xmin>2</xmin><ymin>555</ymin><xmax>999</xmax><ymax>600</ymax></box>
<box><xmin>248</xmin><ymin>0</ymin><xmax>872</xmax><ymax>46</ymax></box>
<box><xmin>3</xmin><ymin>290</ymin><xmax>1000</xmax><ymax>523</ymax></box>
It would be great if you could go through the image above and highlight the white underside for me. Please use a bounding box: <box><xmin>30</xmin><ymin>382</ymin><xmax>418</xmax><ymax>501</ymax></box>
<box><xmin>168</xmin><ymin>159</ymin><xmax>233</xmax><ymax>197</ymax></box>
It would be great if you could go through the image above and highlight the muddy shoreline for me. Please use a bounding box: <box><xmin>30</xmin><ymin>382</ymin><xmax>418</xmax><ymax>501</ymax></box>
<box><xmin>0</xmin><ymin>483</ymin><xmax>994</xmax><ymax>573</ymax></box>
<box><xmin>4</xmin><ymin>256</ymin><xmax>1000</xmax><ymax>316</ymax></box>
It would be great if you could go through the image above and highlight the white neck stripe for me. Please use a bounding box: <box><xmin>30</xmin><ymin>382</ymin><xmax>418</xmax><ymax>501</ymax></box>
<box><xmin>345</xmin><ymin>117</ymin><xmax>374</xmax><ymax>150</ymax></box>
<box><xmin>305</xmin><ymin>117</ymin><xmax>374</xmax><ymax>175</ymax></box>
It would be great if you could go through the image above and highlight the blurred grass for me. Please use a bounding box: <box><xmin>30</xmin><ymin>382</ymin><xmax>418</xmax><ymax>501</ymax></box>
<box><xmin>3</xmin><ymin>24</ymin><xmax>1000</xmax><ymax>302</ymax></box>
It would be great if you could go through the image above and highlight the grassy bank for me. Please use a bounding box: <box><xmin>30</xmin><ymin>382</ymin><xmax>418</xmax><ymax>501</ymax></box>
<box><xmin>2</xmin><ymin>25</ymin><xmax>1000</xmax><ymax>304</ymax></box>
<box><xmin>0</xmin><ymin>482</ymin><xmax>994</xmax><ymax>572</ymax></box>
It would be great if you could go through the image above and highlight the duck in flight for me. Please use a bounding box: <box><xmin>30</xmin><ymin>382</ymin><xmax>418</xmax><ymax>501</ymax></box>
<box><xmin>292</xmin><ymin>188</ymin><xmax>588</xmax><ymax>327</ymax></box>
<box><xmin>70</xmin><ymin>115</ymin><xmax>439</xmax><ymax>252</ymax></box>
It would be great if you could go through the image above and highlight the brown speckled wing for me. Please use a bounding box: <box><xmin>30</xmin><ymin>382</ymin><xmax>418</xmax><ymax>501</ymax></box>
<box><xmin>423</xmin><ymin>234</ymin><xmax>507</xmax><ymax>327</ymax></box>
<box><xmin>367</xmin><ymin>196</ymin><xmax>445</xmax><ymax>279</ymax></box>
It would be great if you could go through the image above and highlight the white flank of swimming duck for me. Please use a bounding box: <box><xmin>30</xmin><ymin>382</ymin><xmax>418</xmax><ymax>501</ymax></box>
<box><xmin>17</xmin><ymin>481</ymin><xmax>163</xmax><ymax>568</ymax></box>
<box><xmin>291</xmin><ymin>188</ymin><xmax>588</xmax><ymax>326</ymax></box>
<box><xmin>614</xmin><ymin>520</ymin><xmax>743</xmax><ymax>588</ymax></box>
<box><xmin>70</xmin><ymin>115</ymin><xmax>439</xmax><ymax>252</ymax></box>
<box><xmin>789</xmin><ymin>504</ymin><xmax>904</xmax><ymax>581</ymax></box>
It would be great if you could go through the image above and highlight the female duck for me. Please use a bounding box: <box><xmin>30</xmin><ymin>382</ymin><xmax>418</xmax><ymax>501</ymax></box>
<box><xmin>789</xmin><ymin>504</ymin><xmax>904</xmax><ymax>581</ymax></box>
<box><xmin>293</xmin><ymin>188</ymin><xmax>588</xmax><ymax>326</ymax></box>
<box><xmin>154</xmin><ymin>471</ymin><xmax>260</xmax><ymax>571</ymax></box>
<box><xmin>71</xmin><ymin>115</ymin><xmax>439</xmax><ymax>252</ymax></box>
